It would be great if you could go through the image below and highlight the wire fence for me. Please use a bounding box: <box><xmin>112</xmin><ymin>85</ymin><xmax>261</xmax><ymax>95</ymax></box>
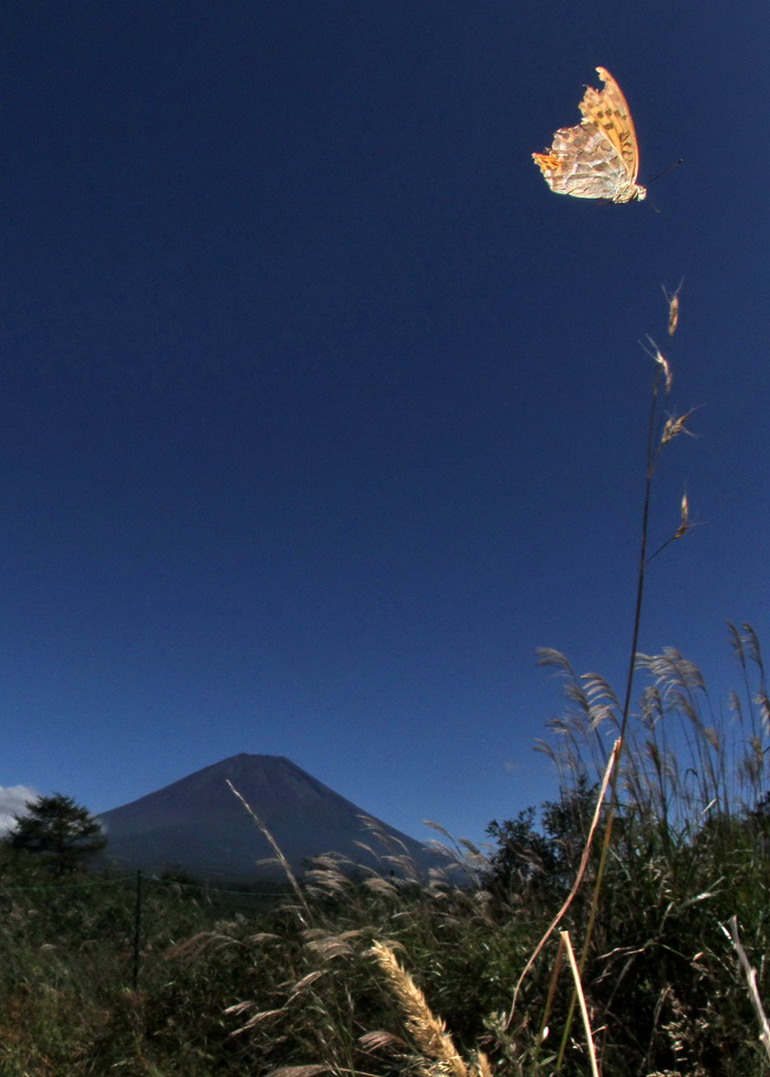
<box><xmin>0</xmin><ymin>871</ymin><xmax>288</xmax><ymax>990</ymax></box>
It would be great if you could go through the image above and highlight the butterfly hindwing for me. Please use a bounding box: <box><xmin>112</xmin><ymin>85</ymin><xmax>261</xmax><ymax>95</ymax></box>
<box><xmin>534</xmin><ymin>123</ymin><xmax>630</xmax><ymax>200</ymax></box>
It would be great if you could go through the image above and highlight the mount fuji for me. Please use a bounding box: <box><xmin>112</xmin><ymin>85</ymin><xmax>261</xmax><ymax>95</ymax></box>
<box><xmin>98</xmin><ymin>754</ymin><xmax>438</xmax><ymax>882</ymax></box>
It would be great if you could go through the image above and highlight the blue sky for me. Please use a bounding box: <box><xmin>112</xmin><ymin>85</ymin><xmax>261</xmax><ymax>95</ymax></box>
<box><xmin>2</xmin><ymin>2</ymin><xmax>769</xmax><ymax>847</ymax></box>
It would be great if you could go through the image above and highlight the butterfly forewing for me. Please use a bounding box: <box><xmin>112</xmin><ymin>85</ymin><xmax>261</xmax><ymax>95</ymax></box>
<box><xmin>579</xmin><ymin>67</ymin><xmax>640</xmax><ymax>183</ymax></box>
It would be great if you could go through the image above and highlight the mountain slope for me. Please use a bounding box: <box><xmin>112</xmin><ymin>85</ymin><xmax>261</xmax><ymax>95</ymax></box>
<box><xmin>98</xmin><ymin>754</ymin><xmax>435</xmax><ymax>881</ymax></box>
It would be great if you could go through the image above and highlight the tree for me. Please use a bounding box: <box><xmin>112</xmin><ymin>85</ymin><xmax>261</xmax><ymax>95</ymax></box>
<box><xmin>486</xmin><ymin>806</ymin><xmax>560</xmax><ymax>898</ymax></box>
<box><xmin>5</xmin><ymin>793</ymin><xmax>106</xmax><ymax>874</ymax></box>
<box><xmin>485</xmin><ymin>777</ymin><xmax>601</xmax><ymax>898</ymax></box>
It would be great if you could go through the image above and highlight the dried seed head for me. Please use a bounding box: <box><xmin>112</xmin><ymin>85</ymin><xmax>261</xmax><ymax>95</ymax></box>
<box><xmin>662</xmin><ymin>277</ymin><xmax>684</xmax><ymax>336</ymax></box>
<box><xmin>643</xmin><ymin>336</ymin><xmax>673</xmax><ymax>393</ymax></box>
<box><xmin>661</xmin><ymin>406</ymin><xmax>701</xmax><ymax>445</ymax></box>
<box><xmin>673</xmin><ymin>492</ymin><xmax>689</xmax><ymax>539</ymax></box>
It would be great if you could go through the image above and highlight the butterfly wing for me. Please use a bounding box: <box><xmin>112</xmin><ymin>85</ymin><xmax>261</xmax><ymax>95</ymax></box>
<box><xmin>533</xmin><ymin>122</ymin><xmax>632</xmax><ymax>200</ymax></box>
<box><xmin>578</xmin><ymin>67</ymin><xmax>640</xmax><ymax>186</ymax></box>
<box><xmin>533</xmin><ymin>67</ymin><xmax>646</xmax><ymax>203</ymax></box>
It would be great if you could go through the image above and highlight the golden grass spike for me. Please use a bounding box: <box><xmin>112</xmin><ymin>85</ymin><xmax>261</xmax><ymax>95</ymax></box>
<box><xmin>369</xmin><ymin>942</ymin><xmax>469</xmax><ymax>1077</ymax></box>
<box><xmin>472</xmin><ymin>1051</ymin><xmax>493</xmax><ymax>1077</ymax></box>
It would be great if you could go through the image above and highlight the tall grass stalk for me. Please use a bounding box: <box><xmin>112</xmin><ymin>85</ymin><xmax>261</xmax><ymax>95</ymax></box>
<box><xmin>560</xmin><ymin>930</ymin><xmax>600</xmax><ymax>1077</ymax></box>
<box><xmin>550</xmin><ymin>310</ymin><xmax>694</xmax><ymax>1069</ymax></box>
<box><xmin>506</xmin><ymin>737</ymin><xmax>620</xmax><ymax>1028</ymax></box>
<box><xmin>227</xmin><ymin>779</ymin><xmax>312</xmax><ymax>923</ymax></box>
<box><xmin>724</xmin><ymin>916</ymin><xmax>770</xmax><ymax>1065</ymax></box>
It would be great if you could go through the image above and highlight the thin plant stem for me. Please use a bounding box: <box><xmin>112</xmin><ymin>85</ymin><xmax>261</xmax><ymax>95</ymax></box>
<box><xmin>226</xmin><ymin>779</ymin><xmax>312</xmax><ymax>924</ymax></box>
<box><xmin>505</xmin><ymin>738</ymin><xmax>620</xmax><ymax>1028</ymax></box>
<box><xmin>555</xmin><ymin>370</ymin><xmax>663</xmax><ymax>1071</ymax></box>
<box><xmin>561</xmin><ymin>929</ymin><xmax>601</xmax><ymax>1077</ymax></box>
<box><xmin>723</xmin><ymin>916</ymin><xmax>770</xmax><ymax>1065</ymax></box>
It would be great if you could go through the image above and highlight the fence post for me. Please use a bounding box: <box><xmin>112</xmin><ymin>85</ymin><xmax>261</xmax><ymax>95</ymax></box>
<box><xmin>132</xmin><ymin>870</ymin><xmax>143</xmax><ymax>990</ymax></box>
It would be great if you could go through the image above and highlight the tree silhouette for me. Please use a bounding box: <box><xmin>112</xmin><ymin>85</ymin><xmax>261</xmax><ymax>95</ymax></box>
<box><xmin>5</xmin><ymin>794</ymin><xmax>106</xmax><ymax>874</ymax></box>
<box><xmin>486</xmin><ymin>776</ymin><xmax>601</xmax><ymax>898</ymax></box>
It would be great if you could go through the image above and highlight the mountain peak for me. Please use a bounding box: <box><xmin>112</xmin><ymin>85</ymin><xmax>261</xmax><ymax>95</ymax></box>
<box><xmin>98</xmin><ymin>755</ymin><xmax>434</xmax><ymax>882</ymax></box>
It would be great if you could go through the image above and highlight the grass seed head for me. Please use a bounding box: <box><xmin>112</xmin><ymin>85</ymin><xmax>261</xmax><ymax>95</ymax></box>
<box><xmin>662</xmin><ymin>276</ymin><xmax>684</xmax><ymax>336</ymax></box>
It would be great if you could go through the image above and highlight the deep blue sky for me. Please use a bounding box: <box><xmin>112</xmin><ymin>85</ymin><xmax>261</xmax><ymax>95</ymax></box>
<box><xmin>2</xmin><ymin>2</ymin><xmax>768</xmax><ymax>846</ymax></box>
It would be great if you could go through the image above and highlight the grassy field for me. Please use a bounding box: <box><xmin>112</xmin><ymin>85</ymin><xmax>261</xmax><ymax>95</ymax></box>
<box><xmin>2</xmin><ymin>636</ymin><xmax>770</xmax><ymax>1077</ymax></box>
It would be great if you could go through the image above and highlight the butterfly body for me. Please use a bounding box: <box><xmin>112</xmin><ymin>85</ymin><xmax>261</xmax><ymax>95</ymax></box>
<box><xmin>533</xmin><ymin>67</ymin><xmax>646</xmax><ymax>203</ymax></box>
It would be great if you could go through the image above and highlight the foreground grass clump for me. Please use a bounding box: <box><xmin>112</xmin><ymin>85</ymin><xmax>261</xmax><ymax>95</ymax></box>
<box><xmin>1</xmin><ymin>635</ymin><xmax>770</xmax><ymax>1075</ymax></box>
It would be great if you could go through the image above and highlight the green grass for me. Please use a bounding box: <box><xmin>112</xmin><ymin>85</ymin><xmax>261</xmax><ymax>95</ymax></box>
<box><xmin>1</xmin><ymin>679</ymin><xmax>770</xmax><ymax>1077</ymax></box>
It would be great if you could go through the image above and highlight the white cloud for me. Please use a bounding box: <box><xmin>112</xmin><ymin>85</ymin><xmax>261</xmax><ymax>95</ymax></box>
<box><xmin>0</xmin><ymin>786</ymin><xmax>39</xmax><ymax>836</ymax></box>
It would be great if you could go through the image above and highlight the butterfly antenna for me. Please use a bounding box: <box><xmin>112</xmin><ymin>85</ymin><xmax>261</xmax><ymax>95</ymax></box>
<box><xmin>647</xmin><ymin>158</ymin><xmax>684</xmax><ymax>187</ymax></box>
<box><xmin>644</xmin><ymin>160</ymin><xmax>683</xmax><ymax>213</ymax></box>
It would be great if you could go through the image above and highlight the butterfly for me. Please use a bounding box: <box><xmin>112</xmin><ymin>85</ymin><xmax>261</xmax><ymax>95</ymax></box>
<box><xmin>532</xmin><ymin>67</ymin><xmax>646</xmax><ymax>203</ymax></box>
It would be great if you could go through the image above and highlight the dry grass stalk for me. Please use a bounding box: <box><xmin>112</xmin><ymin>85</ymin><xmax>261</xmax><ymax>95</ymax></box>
<box><xmin>723</xmin><ymin>915</ymin><xmax>770</xmax><ymax>1064</ymax></box>
<box><xmin>264</xmin><ymin>1067</ymin><xmax>330</xmax><ymax>1077</ymax></box>
<box><xmin>538</xmin><ymin>932</ymin><xmax>568</xmax><ymax>1045</ymax></box>
<box><xmin>304</xmin><ymin>928</ymin><xmax>363</xmax><ymax>959</ymax></box>
<box><xmin>226</xmin><ymin>968</ymin><xmax>330</xmax><ymax>1036</ymax></box>
<box><xmin>364</xmin><ymin>875</ymin><xmax>399</xmax><ymax>898</ymax></box>
<box><xmin>369</xmin><ymin>941</ymin><xmax>469</xmax><ymax>1077</ymax></box>
<box><xmin>359</xmin><ymin>1029</ymin><xmax>408</xmax><ymax>1051</ymax></box>
<box><xmin>226</xmin><ymin>779</ymin><xmax>312</xmax><ymax>922</ymax></box>
<box><xmin>166</xmin><ymin>930</ymin><xmax>239</xmax><ymax>960</ymax></box>
<box><xmin>561</xmin><ymin>929</ymin><xmax>600</xmax><ymax>1077</ymax></box>
<box><xmin>505</xmin><ymin>737</ymin><xmax>621</xmax><ymax>1028</ymax></box>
